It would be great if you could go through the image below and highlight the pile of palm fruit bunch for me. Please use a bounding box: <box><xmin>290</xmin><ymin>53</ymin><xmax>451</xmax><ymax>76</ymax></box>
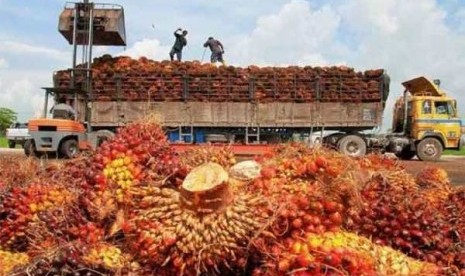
<box><xmin>54</xmin><ymin>55</ymin><xmax>386</xmax><ymax>103</ymax></box>
<box><xmin>1</xmin><ymin>120</ymin><xmax>464</xmax><ymax>275</ymax></box>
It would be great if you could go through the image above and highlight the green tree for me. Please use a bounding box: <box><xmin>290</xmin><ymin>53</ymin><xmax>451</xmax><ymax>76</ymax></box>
<box><xmin>0</xmin><ymin>107</ymin><xmax>17</xmax><ymax>134</ymax></box>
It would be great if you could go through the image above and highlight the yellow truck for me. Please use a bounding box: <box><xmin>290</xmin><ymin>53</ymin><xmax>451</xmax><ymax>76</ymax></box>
<box><xmin>389</xmin><ymin>76</ymin><xmax>463</xmax><ymax>160</ymax></box>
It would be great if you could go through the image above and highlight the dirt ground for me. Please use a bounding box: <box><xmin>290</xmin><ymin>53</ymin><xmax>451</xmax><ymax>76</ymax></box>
<box><xmin>399</xmin><ymin>157</ymin><xmax>465</xmax><ymax>187</ymax></box>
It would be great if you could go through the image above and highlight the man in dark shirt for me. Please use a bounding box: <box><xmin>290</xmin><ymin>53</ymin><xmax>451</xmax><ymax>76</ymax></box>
<box><xmin>50</xmin><ymin>97</ymin><xmax>76</xmax><ymax>120</ymax></box>
<box><xmin>169</xmin><ymin>28</ymin><xmax>188</xmax><ymax>61</ymax></box>
<box><xmin>203</xmin><ymin>37</ymin><xmax>225</xmax><ymax>65</ymax></box>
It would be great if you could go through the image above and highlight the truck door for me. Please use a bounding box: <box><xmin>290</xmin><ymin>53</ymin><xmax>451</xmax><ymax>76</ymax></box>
<box><xmin>433</xmin><ymin>100</ymin><xmax>461</xmax><ymax>147</ymax></box>
<box><xmin>411</xmin><ymin>99</ymin><xmax>433</xmax><ymax>136</ymax></box>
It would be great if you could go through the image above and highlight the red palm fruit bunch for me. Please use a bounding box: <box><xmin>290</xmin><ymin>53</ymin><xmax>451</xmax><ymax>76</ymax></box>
<box><xmin>350</xmin><ymin>175</ymin><xmax>464</xmax><ymax>271</ymax></box>
<box><xmin>16</xmin><ymin>242</ymin><xmax>97</xmax><ymax>275</ymax></box>
<box><xmin>87</xmin><ymin>120</ymin><xmax>181</xmax><ymax>189</ymax></box>
<box><xmin>83</xmin><ymin>121</ymin><xmax>185</xmax><ymax>221</ymax></box>
<box><xmin>25</xmin><ymin>205</ymin><xmax>89</xmax><ymax>256</ymax></box>
<box><xmin>271</xmin><ymin>195</ymin><xmax>344</xmax><ymax>239</ymax></box>
<box><xmin>179</xmin><ymin>145</ymin><xmax>237</xmax><ymax>171</ymax></box>
<box><xmin>260</xmin><ymin>143</ymin><xmax>356</xmax><ymax>187</ymax></box>
<box><xmin>359</xmin><ymin>171</ymin><xmax>419</xmax><ymax>203</ymax></box>
<box><xmin>0</xmin><ymin>182</ymin><xmax>76</xmax><ymax>251</ymax></box>
<box><xmin>358</xmin><ymin>153</ymin><xmax>402</xmax><ymax>172</ymax></box>
<box><xmin>442</xmin><ymin>188</ymin><xmax>465</xmax><ymax>272</ymax></box>
<box><xmin>124</xmin><ymin>163</ymin><xmax>269</xmax><ymax>275</ymax></box>
<box><xmin>416</xmin><ymin>167</ymin><xmax>452</xmax><ymax>206</ymax></box>
<box><xmin>254</xmin><ymin>231</ymin><xmax>441</xmax><ymax>276</ymax></box>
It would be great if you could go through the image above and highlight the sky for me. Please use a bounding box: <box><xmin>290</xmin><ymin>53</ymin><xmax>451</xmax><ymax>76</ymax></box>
<box><xmin>0</xmin><ymin>0</ymin><xmax>465</xmax><ymax>130</ymax></box>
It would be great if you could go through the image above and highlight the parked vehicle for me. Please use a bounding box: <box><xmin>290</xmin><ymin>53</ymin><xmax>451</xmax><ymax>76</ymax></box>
<box><xmin>6</xmin><ymin>122</ymin><xmax>31</xmax><ymax>148</ymax></box>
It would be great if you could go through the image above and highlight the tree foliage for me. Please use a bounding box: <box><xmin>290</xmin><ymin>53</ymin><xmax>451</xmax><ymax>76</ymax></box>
<box><xmin>0</xmin><ymin>107</ymin><xmax>17</xmax><ymax>134</ymax></box>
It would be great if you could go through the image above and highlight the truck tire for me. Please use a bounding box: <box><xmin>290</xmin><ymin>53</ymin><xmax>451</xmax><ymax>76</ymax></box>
<box><xmin>416</xmin><ymin>137</ymin><xmax>443</xmax><ymax>161</ymax></box>
<box><xmin>395</xmin><ymin>148</ymin><xmax>416</xmax><ymax>160</ymax></box>
<box><xmin>60</xmin><ymin>139</ymin><xmax>79</xmax><ymax>159</ymax></box>
<box><xmin>8</xmin><ymin>140</ymin><xmax>15</xmax><ymax>148</ymax></box>
<box><xmin>338</xmin><ymin>135</ymin><xmax>367</xmax><ymax>158</ymax></box>
<box><xmin>96</xmin><ymin>129</ymin><xmax>115</xmax><ymax>147</ymax></box>
<box><xmin>24</xmin><ymin>140</ymin><xmax>36</xmax><ymax>157</ymax></box>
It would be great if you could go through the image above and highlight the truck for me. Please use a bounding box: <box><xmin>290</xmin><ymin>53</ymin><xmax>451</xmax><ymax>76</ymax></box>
<box><xmin>5</xmin><ymin>122</ymin><xmax>31</xmax><ymax>148</ymax></box>
<box><xmin>25</xmin><ymin>1</ymin><xmax>463</xmax><ymax>161</ymax></box>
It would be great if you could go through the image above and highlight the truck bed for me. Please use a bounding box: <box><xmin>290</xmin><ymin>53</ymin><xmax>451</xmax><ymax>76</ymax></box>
<box><xmin>83</xmin><ymin>101</ymin><xmax>383</xmax><ymax>130</ymax></box>
<box><xmin>55</xmin><ymin>57</ymin><xmax>389</xmax><ymax>130</ymax></box>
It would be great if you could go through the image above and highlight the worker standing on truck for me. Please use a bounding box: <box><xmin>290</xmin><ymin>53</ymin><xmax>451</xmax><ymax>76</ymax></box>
<box><xmin>50</xmin><ymin>97</ymin><xmax>76</xmax><ymax>120</ymax></box>
<box><xmin>169</xmin><ymin>28</ymin><xmax>188</xmax><ymax>62</ymax></box>
<box><xmin>203</xmin><ymin>37</ymin><xmax>225</xmax><ymax>66</ymax></box>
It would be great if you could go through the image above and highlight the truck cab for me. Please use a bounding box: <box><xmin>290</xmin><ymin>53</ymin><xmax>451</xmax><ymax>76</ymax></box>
<box><xmin>394</xmin><ymin>77</ymin><xmax>462</xmax><ymax>161</ymax></box>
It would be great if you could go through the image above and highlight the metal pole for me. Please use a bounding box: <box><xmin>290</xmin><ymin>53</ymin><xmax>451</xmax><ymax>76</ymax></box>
<box><xmin>86</xmin><ymin>3</ymin><xmax>94</xmax><ymax>132</ymax></box>
<box><xmin>87</xmin><ymin>4</ymin><xmax>94</xmax><ymax>73</ymax></box>
<box><xmin>71</xmin><ymin>5</ymin><xmax>78</xmax><ymax>88</ymax></box>
<box><xmin>43</xmin><ymin>90</ymin><xmax>49</xmax><ymax>118</ymax></box>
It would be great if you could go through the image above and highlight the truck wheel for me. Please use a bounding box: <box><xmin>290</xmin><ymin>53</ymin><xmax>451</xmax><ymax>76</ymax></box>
<box><xmin>416</xmin><ymin>138</ymin><xmax>443</xmax><ymax>161</ymax></box>
<box><xmin>96</xmin><ymin>129</ymin><xmax>115</xmax><ymax>147</ymax></box>
<box><xmin>338</xmin><ymin>135</ymin><xmax>367</xmax><ymax>158</ymax></box>
<box><xmin>60</xmin><ymin>139</ymin><xmax>79</xmax><ymax>159</ymax></box>
<box><xmin>8</xmin><ymin>140</ymin><xmax>16</xmax><ymax>148</ymax></box>
<box><xmin>395</xmin><ymin>148</ymin><xmax>416</xmax><ymax>160</ymax></box>
<box><xmin>24</xmin><ymin>140</ymin><xmax>36</xmax><ymax>157</ymax></box>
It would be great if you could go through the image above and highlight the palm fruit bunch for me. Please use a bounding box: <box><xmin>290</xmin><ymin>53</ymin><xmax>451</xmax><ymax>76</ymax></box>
<box><xmin>250</xmin><ymin>146</ymin><xmax>359</xmax><ymax>239</ymax></box>
<box><xmin>82</xmin><ymin>243</ymin><xmax>130</xmax><ymax>271</ymax></box>
<box><xmin>0</xmin><ymin>249</ymin><xmax>29</xmax><ymax>275</ymax></box>
<box><xmin>348</xmin><ymin>168</ymin><xmax>465</xmax><ymax>272</ymax></box>
<box><xmin>179</xmin><ymin>145</ymin><xmax>237</xmax><ymax>170</ymax></box>
<box><xmin>254</xmin><ymin>231</ymin><xmax>441</xmax><ymax>276</ymax></box>
<box><xmin>442</xmin><ymin>188</ymin><xmax>465</xmax><ymax>272</ymax></box>
<box><xmin>125</xmin><ymin>162</ymin><xmax>269</xmax><ymax>275</ymax></box>
<box><xmin>358</xmin><ymin>153</ymin><xmax>401</xmax><ymax>172</ymax></box>
<box><xmin>0</xmin><ymin>156</ymin><xmax>40</xmax><ymax>190</ymax></box>
<box><xmin>416</xmin><ymin>167</ymin><xmax>452</xmax><ymax>206</ymax></box>
<box><xmin>19</xmin><ymin>242</ymin><xmax>92</xmax><ymax>275</ymax></box>
<box><xmin>83</xmin><ymin>120</ymin><xmax>185</xmax><ymax>222</ymax></box>
<box><xmin>0</xmin><ymin>182</ymin><xmax>77</xmax><ymax>251</ymax></box>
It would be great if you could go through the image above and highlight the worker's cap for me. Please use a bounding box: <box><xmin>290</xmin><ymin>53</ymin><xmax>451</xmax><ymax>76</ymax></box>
<box><xmin>208</xmin><ymin>36</ymin><xmax>213</xmax><ymax>40</ymax></box>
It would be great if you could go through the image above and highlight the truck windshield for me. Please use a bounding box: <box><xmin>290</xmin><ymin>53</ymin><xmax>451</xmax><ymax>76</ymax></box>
<box><xmin>434</xmin><ymin>101</ymin><xmax>455</xmax><ymax>116</ymax></box>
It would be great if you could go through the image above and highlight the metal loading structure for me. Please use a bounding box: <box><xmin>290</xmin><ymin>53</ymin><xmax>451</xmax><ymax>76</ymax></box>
<box><xmin>43</xmin><ymin>0</ymin><xmax>126</xmax><ymax>132</ymax></box>
<box><xmin>26</xmin><ymin>1</ymin><xmax>126</xmax><ymax>158</ymax></box>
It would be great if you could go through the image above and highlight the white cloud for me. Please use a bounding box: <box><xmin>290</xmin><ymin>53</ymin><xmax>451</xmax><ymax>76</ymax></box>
<box><xmin>117</xmin><ymin>38</ymin><xmax>171</xmax><ymax>60</ymax></box>
<box><xmin>0</xmin><ymin>70</ymin><xmax>52</xmax><ymax>121</ymax></box>
<box><xmin>0</xmin><ymin>58</ymin><xmax>8</xmax><ymax>69</ymax></box>
<box><xmin>230</xmin><ymin>0</ymin><xmax>342</xmax><ymax>66</ymax></box>
<box><xmin>0</xmin><ymin>41</ymin><xmax>69</xmax><ymax>62</ymax></box>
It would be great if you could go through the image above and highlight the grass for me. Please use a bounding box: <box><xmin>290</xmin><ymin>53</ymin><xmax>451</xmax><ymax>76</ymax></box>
<box><xmin>0</xmin><ymin>136</ymin><xmax>7</xmax><ymax>148</ymax></box>
<box><xmin>0</xmin><ymin>136</ymin><xmax>23</xmax><ymax>148</ymax></box>
<box><xmin>443</xmin><ymin>147</ymin><xmax>465</xmax><ymax>156</ymax></box>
